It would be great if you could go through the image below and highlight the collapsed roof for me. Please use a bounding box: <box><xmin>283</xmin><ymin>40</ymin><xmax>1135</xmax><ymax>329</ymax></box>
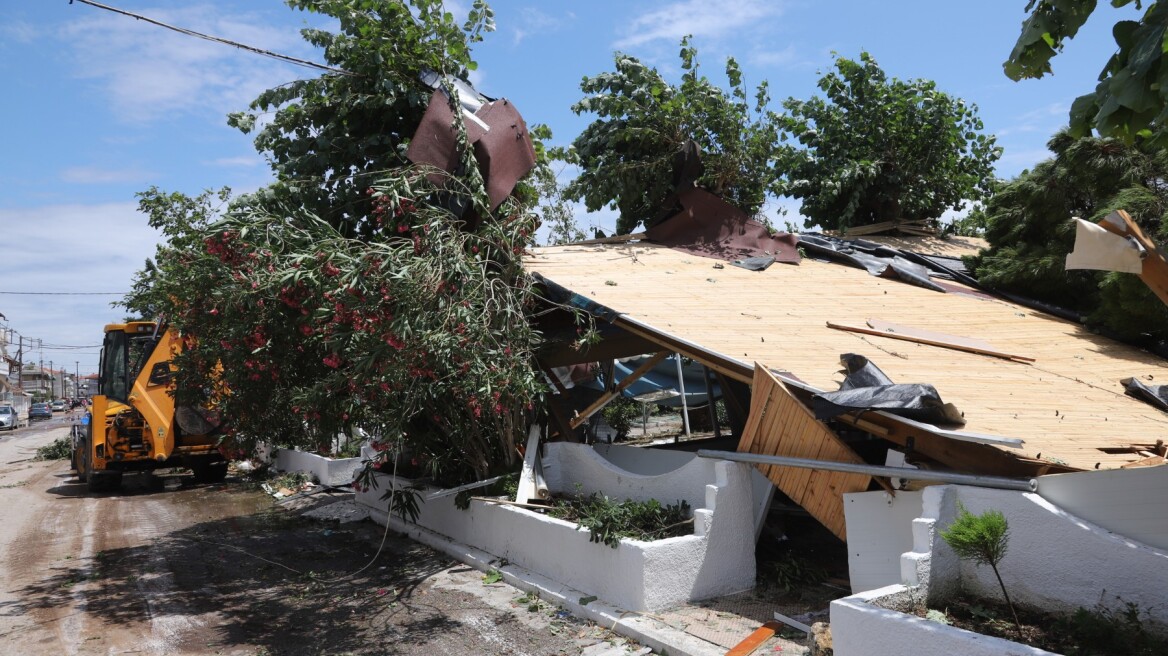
<box><xmin>526</xmin><ymin>193</ymin><xmax>1168</xmax><ymax>478</ymax></box>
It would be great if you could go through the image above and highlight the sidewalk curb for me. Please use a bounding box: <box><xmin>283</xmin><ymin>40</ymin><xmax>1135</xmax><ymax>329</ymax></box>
<box><xmin>368</xmin><ymin>507</ymin><xmax>727</xmax><ymax>656</ymax></box>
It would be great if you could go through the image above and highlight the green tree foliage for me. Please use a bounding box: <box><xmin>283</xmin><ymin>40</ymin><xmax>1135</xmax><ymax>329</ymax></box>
<box><xmin>777</xmin><ymin>52</ymin><xmax>1001</xmax><ymax>232</ymax></box>
<box><xmin>122</xmin><ymin>0</ymin><xmax>566</xmax><ymax>485</ymax></box>
<box><xmin>968</xmin><ymin>130</ymin><xmax>1168</xmax><ymax>342</ymax></box>
<box><xmin>940</xmin><ymin>504</ymin><xmax>1021</xmax><ymax>634</ymax></box>
<box><xmin>226</xmin><ymin>0</ymin><xmax>496</xmax><ymax>237</ymax></box>
<box><xmin>130</xmin><ymin>174</ymin><xmax>545</xmax><ymax>486</ymax></box>
<box><xmin>1006</xmin><ymin>1</ymin><xmax>1168</xmax><ymax>145</ymax></box>
<box><xmin>130</xmin><ymin>186</ymin><xmax>232</xmax><ymax>319</ymax></box>
<box><xmin>529</xmin><ymin>125</ymin><xmax>584</xmax><ymax>246</ymax></box>
<box><xmin>565</xmin><ymin>37</ymin><xmax>785</xmax><ymax>235</ymax></box>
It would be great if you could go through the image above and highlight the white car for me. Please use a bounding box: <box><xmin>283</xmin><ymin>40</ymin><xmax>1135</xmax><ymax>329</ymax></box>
<box><xmin>0</xmin><ymin>405</ymin><xmax>18</xmax><ymax>431</ymax></box>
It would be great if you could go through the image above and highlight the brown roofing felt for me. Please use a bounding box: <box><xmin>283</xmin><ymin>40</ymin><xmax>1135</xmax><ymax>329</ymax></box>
<box><xmin>643</xmin><ymin>188</ymin><xmax>801</xmax><ymax>264</ymax></box>
<box><xmin>525</xmin><ymin>241</ymin><xmax>1168</xmax><ymax>472</ymax></box>
<box><xmin>406</xmin><ymin>91</ymin><xmax>536</xmax><ymax>211</ymax></box>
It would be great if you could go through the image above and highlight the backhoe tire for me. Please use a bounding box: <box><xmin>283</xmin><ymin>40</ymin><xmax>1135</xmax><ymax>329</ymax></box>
<box><xmin>76</xmin><ymin>443</ymin><xmax>88</xmax><ymax>483</ymax></box>
<box><xmin>191</xmin><ymin>461</ymin><xmax>228</xmax><ymax>484</ymax></box>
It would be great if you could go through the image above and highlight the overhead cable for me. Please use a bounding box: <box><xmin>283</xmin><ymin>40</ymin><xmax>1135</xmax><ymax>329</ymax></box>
<box><xmin>0</xmin><ymin>291</ymin><xmax>126</xmax><ymax>295</ymax></box>
<box><xmin>71</xmin><ymin>0</ymin><xmax>358</xmax><ymax>77</ymax></box>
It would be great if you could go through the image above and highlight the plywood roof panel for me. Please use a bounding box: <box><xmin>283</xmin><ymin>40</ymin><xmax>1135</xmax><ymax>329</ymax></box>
<box><xmin>526</xmin><ymin>242</ymin><xmax>1168</xmax><ymax>471</ymax></box>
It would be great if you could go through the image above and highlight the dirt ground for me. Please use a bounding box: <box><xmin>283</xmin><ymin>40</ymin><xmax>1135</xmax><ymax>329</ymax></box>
<box><xmin>0</xmin><ymin>418</ymin><xmax>646</xmax><ymax>655</ymax></box>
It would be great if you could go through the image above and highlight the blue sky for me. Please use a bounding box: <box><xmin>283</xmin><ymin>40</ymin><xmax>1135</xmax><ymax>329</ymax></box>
<box><xmin>0</xmin><ymin>0</ymin><xmax>1136</xmax><ymax>378</ymax></box>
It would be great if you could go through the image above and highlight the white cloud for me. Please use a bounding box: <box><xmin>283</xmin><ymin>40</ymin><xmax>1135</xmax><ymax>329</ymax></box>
<box><xmin>614</xmin><ymin>0</ymin><xmax>784</xmax><ymax>49</ymax></box>
<box><xmin>510</xmin><ymin>7</ymin><xmax>569</xmax><ymax>45</ymax></box>
<box><xmin>997</xmin><ymin>146</ymin><xmax>1055</xmax><ymax>173</ymax></box>
<box><xmin>996</xmin><ymin>102</ymin><xmax>1068</xmax><ymax>137</ymax></box>
<box><xmin>0</xmin><ymin>202</ymin><xmax>164</xmax><ymax>374</ymax></box>
<box><xmin>748</xmin><ymin>44</ymin><xmax>810</xmax><ymax>70</ymax></box>
<box><xmin>59</xmin><ymin>4</ymin><xmax>315</xmax><ymax>124</ymax></box>
<box><xmin>0</xmin><ymin>20</ymin><xmax>37</xmax><ymax>44</ymax></box>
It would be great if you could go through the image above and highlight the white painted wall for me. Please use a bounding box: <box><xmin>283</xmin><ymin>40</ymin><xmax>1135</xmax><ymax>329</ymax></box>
<box><xmin>543</xmin><ymin>442</ymin><xmax>715</xmax><ymax>510</ymax></box>
<box><xmin>355</xmin><ymin>444</ymin><xmax>759</xmax><ymax>612</ymax></box>
<box><xmin>836</xmin><ymin>479</ymin><xmax>1168</xmax><ymax>654</ymax></box>
<box><xmin>831</xmin><ymin>584</ymin><xmax>1059</xmax><ymax>656</ymax></box>
<box><xmin>1036</xmin><ymin>466</ymin><xmax>1168</xmax><ymax>551</ymax></box>
<box><xmin>273</xmin><ymin>448</ymin><xmax>364</xmax><ymax>487</ymax></box>
<box><xmin>843</xmin><ymin>490</ymin><xmax>923</xmax><ymax>593</ymax></box>
<box><xmin>918</xmin><ymin>485</ymin><xmax>1168</xmax><ymax>627</ymax></box>
<box><xmin>553</xmin><ymin>443</ymin><xmax>775</xmax><ymax>539</ymax></box>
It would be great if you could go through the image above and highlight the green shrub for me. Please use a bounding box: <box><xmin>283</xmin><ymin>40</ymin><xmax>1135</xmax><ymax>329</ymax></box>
<box><xmin>601</xmin><ymin>398</ymin><xmax>640</xmax><ymax>440</ymax></box>
<box><xmin>758</xmin><ymin>554</ymin><xmax>829</xmax><ymax>593</ymax></box>
<box><xmin>940</xmin><ymin>504</ymin><xmax>1021</xmax><ymax>634</ymax></box>
<box><xmin>550</xmin><ymin>491</ymin><xmax>691</xmax><ymax>548</ymax></box>
<box><xmin>35</xmin><ymin>436</ymin><xmax>73</xmax><ymax>461</ymax></box>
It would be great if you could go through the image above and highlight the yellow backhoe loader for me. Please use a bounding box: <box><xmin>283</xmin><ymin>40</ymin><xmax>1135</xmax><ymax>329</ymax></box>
<box><xmin>73</xmin><ymin>321</ymin><xmax>226</xmax><ymax>492</ymax></box>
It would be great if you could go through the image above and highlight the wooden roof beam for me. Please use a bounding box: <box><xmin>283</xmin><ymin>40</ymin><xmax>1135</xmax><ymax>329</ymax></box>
<box><xmin>568</xmin><ymin>351</ymin><xmax>670</xmax><ymax>430</ymax></box>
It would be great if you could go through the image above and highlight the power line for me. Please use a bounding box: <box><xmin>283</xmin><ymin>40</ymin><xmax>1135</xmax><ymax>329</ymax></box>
<box><xmin>71</xmin><ymin>0</ymin><xmax>358</xmax><ymax>77</ymax></box>
<box><xmin>0</xmin><ymin>291</ymin><xmax>126</xmax><ymax>295</ymax></box>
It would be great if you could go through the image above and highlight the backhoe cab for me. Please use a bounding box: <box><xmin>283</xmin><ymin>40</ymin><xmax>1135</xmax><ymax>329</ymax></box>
<box><xmin>73</xmin><ymin>321</ymin><xmax>226</xmax><ymax>492</ymax></box>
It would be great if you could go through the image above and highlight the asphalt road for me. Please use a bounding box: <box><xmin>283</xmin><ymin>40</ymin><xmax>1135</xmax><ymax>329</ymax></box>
<box><xmin>0</xmin><ymin>418</ymin><xmax>648</xmax><ymax>655</ymax></box>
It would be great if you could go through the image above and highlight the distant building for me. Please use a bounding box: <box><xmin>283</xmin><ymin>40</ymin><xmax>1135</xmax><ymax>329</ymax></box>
<box><xmin>78</xmin><ymin>373</ymin><xmax>98</xmax><ymax>398</ymax></box>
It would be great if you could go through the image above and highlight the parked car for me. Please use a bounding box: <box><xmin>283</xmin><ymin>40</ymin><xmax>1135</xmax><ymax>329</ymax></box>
<box><xmin>51</xmin><ymin>400</ymin><xmax>66</xmax><ymax>412</ymax></box>
<box><xmin>0</xmin><ymin>405</ymin><xmax>18</xmax><ymax>431</ymax></box>
<box><xmin>28</xmin><ymin>403</ymin><xmax>52</xmax><ymax>421</ymax></box>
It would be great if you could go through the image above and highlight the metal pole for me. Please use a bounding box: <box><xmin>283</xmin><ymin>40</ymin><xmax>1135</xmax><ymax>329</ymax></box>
<box><xmin>675</xmin><ymin>353</ymin><xmax>690</xmax><ymax>439</ymax></box>
<box><xmin>703</xmin><ymin>365</ymin><xmax>719</xmax><ymax>438</ymax></box>
<box><xmin>695</xmin><ymin>449</ymin><xmax>1037</xmax><ymax>492</ymax></box>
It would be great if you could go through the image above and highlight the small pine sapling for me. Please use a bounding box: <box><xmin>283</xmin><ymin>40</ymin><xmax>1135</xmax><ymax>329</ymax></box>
<box><xmin>939</xmin><ymin>504</ymin><xmax>1022</xmax><ymax>635</ymax></box>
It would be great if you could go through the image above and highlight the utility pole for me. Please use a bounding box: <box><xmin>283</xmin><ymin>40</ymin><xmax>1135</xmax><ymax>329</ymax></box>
<box><xmin>75</xmin><ymin>361</ymin><xmax>79</xmax><ymax>397</ymax></box>
<box><xmin>49</xmin><ymin>360</ymin><xmax>54</xmax><ymax>398</ymax></box>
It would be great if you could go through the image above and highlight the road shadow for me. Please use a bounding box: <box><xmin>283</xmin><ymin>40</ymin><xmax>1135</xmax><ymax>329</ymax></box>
<box><xmin>9</xmin><ymin>486</ymin><xmax>463</xmax><ymax>655</ymax></box>
<box><xmin>44</xmin><ymin>470</ymin><xmax>249</xmax><ymax>499</ymax></box>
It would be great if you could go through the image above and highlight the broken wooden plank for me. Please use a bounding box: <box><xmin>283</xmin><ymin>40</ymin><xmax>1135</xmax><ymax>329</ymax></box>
<box><xmin>725</xmin><ymin>620</ymin><xmax>784</xmax><ymax>656</ymax></box>
<box><xmin>736</xmin><ymin>364</ymin><xmax>871</xmax><ymax>540</ymax></box>
<box><xmin>1121</xmin><ymin>455</ymin><xmax>1165</xmax><ymax>469</ymax></box>
<box><xmin>569</xmin><ymin>351</ymin><xmax>669</xmax><ymax>429</ymax></box>
<box><xmin>1095</xmin><ymin>210</ymin><xmax>1168</xmax><ymax>308</ymax></box>
<box><xmin>826</xmin><ymin>319</ymin><xmax>1036</xmax><ymax>363</ymax></box>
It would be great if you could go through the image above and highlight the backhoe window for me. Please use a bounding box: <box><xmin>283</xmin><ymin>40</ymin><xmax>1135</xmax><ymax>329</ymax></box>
<box><xmin>101</xmin><ymin>331</ymin><xmax>129</xmax><ymax>402</ymax></box>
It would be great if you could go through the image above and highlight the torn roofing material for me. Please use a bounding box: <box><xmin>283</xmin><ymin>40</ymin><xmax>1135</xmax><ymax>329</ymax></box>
<box><xmin>799</xmin><ymin>234</ymin><xmax>945</xmax><ymax>292</ymax></box>
<box><xmin>525</xmin><ymin>240</ymin><xmax>1168</xmax><ymax>472</ymax></box>
<box><xmin>1121</xmin><ymin>377</ymin><xmax>1168</xmax><ymax>412</ymax></box>
<box><xmin>643</xmin><ymin>188</ymin><xmax>800</xmax><ymax>264</ymax></box>
<box><xmin>406</xmin><ymin>88</ymin><xmax>536</xmax><ymax>211</ymax></box>
<box><xmin>811</xmin><ymin>353</ymin><xmax>965</xmax><ymax>426</ymax></box>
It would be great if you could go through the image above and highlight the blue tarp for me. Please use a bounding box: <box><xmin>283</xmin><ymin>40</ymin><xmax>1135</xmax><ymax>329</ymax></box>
<box><xmin>586</xmin><ymin>354</ymin><xmax>721</xmax><ymax>407</ymax></box>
